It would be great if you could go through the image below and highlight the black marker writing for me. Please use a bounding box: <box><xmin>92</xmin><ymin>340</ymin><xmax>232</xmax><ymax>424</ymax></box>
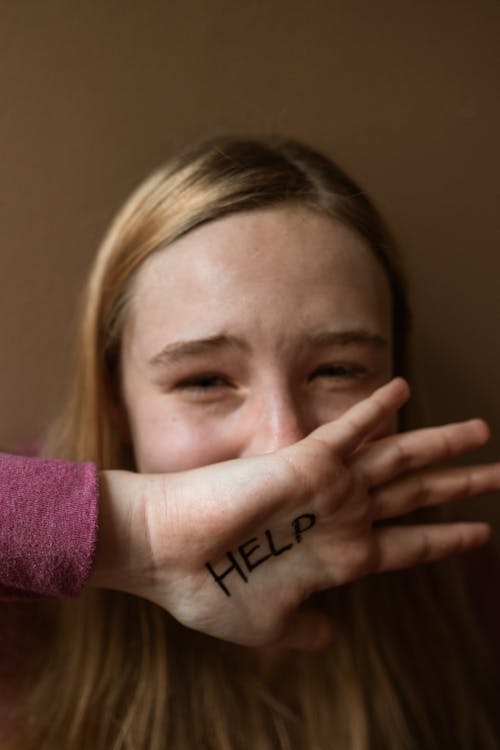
<box><xmin>238</xmin><ymin>537</ymin><xmax>272</xmax><ymax>572</ymax></box>
<box><xmin>265</xmin><ymin>529</ymin><xmax>293</xmax><ymax>557</ymax></box>
<box><xmin>205</xmin><ymin>512</ymin><xmax>317</xmax><ymax>597</ymax></box>
<box><xmin>205</xmin><ymin>552</ymin><xmax>248</xmax><ymax>597</ymax></box>
<box><xmin>293</xmin><ymin>513</ymin><xmax>316</xmax><ymax>542</ymax></box>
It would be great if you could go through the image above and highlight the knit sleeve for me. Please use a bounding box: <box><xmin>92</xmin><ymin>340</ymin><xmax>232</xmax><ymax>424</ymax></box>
<box><xmin>0</xmin><ymin>453</ymin><xmax>99</xmax><ymax>600</ymax></box>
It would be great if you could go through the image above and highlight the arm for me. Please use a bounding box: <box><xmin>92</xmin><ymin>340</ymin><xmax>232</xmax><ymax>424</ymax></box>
<box><xmin>0</xmin><ymin>453</ymin><xmax>98</xmax><ymax>599</ymax></box>
<box><xmin>2</xmin><ymin>380</ymin><xmax>499</xmax><ymax>650</ymax></box>
<box><xmin>90</xmin><ymin>379</ymin><xmax>500</xmax><ymax>651</ymax></box>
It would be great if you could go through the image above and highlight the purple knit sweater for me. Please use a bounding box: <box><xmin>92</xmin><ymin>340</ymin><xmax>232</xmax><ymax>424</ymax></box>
<box><xmin>0</xmin><ymin>453</ymin><xmax>99</xmax><ymax>599</ymax></box>
<box><xmin>0</xmin><ymin>453</ymin><xmax>498</xmax><ymax>734</ymax></box>
<box><xmin>0</xmin><ymin>453</ymin><xmax>99</xmax><ymax>728</ymax></box>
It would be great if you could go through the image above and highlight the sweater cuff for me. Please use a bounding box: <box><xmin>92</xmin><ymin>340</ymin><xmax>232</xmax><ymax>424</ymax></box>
<box><xmin>0</xmin><ymin>453</ymin><xmax>99</xmax><ymax>600</ymax></box>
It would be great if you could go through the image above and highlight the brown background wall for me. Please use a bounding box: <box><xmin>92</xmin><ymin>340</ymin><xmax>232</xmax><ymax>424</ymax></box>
<box><xmin>1</xmin><ymin>1</ymin><xmax>499</xmax><ymax>528</ymax></box>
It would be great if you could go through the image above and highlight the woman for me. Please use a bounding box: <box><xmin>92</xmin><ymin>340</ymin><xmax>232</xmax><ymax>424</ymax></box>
<box><xmin>4</xmin><ymin>136</ymin><xmax>499</xmax><ymax>748</ymax></box>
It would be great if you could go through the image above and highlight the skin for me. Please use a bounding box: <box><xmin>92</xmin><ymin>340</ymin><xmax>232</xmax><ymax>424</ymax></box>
<box><xmin>121</xmin><ymin>206</ymin><xmax>395</xmax><ymax>469</ymax></box>
<box><xmin>90</xmin><ymin>205</ymin><xmax>500</xmax><ymax>651</ymax></box>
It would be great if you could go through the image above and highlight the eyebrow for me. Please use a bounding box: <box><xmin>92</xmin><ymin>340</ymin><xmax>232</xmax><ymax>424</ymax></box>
<box><xmin>304</xmin><ymin>329</ymin><xmax>389</xmax><ymax>349</ymax></box>
<box><xmin>148</xmin><ymin>334</ymin><xmax>249</xmax><ymax>367</ymax></box>
<box><xmin>148</xmin><ymin>329</ymin><xmax>388</xmax><ymax>368</ymax></box>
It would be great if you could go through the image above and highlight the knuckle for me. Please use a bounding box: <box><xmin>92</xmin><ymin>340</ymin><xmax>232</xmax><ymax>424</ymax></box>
<box><xmin>391</xmin><ymin>441</ymin><xmax>413</xmax><ymax>473</ymax></box>
<box><xmin>439</xmin><ymin>429</ymin><xmax>455</xmax><ymax>459</ymax></box>
<box><xmin>411</xmin><ymin>475</ymin><xmax>431</xmax><ymax>509</ymax></box>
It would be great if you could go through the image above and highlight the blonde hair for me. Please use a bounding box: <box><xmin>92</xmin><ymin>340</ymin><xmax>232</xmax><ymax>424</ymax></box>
<box><xmin>6</xmin><ymin>136</ymin><xmax>498</xmax><ymax>748</ymax></box>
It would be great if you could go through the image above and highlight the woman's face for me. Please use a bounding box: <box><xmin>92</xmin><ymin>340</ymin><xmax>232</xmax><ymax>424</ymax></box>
<box><xmin>120</xmin><ymin>206</ymin><xmax>394</xmax><ymax>472</ymax></box>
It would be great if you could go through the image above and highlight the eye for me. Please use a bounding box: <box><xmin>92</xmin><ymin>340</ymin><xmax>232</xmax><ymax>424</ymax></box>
<box><xmin>310</xmin><ymin>363</ymin><xmax>368</xmax><ymax>381</ymax></box>
<box><xmin>174</xmin><ymin>373</ymin><xmax>232</xmax><ymax>392</ymax></box>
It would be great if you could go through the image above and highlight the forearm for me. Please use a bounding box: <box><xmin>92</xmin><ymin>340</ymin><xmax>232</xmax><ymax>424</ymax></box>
<box><xmin>0</xmin><ymin>453</ymin><xmax>98</xmax><ymax>600</ymax></box>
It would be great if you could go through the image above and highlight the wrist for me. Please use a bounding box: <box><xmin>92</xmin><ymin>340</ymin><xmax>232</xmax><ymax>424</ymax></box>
<box><xmin>88</xmin><ymin>470</ymin><xmax>137</xmax><ymax>591</ymax></box>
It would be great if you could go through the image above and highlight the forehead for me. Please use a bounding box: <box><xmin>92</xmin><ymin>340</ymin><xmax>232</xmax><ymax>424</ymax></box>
<box><xmin>124</xmin><ymin>206</ymin><xmax>393</xmax><ymax>352</ymax></box>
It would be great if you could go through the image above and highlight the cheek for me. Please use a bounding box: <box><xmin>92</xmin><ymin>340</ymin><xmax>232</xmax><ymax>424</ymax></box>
<box><xmin>131</xmin><ymin>411</ymin><xmax>239</xmax><ymax>473</ymax></box>
<box><xmin>319</xmin><ymin>377</ymin><xmax>397</xmax><ymax>439</ymax></box>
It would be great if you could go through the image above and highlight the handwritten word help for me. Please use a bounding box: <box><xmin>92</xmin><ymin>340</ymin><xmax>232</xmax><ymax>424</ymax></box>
<box><xmin>205</xmin><ymin>513</ymin><xmax>316</xmax><ymax>597</ymax></box>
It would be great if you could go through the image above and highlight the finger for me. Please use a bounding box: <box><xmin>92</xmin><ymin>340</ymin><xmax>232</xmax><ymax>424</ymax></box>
<box><xmin>373</xmin><ymin>463</ymin><xmax>500</xmax><ymax>520</ymax></box>
<box><xmin>356</xmin><ymin>418</ymin><xmax>490</xmax><ymax>487</ymax></box>
<box><xmin>275</xmin><ymin>609</ymin><xmax>335</xmax><ymax>651</ymax></box>
<box><xmin>312</xmin><ymin>378</ymin><xmax>410</xmax><ymax>457</ymax></box>
<box><xmin>373</xmin><ymin>522</ymin><xmax>491</xmax><ymax>573</ymax></box>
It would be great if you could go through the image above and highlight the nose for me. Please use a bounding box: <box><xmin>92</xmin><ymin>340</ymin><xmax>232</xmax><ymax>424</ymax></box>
<box><xmin>241</xmin><ymin>389</ymin><xmax>312</xmax><ymax>457</ymax></box>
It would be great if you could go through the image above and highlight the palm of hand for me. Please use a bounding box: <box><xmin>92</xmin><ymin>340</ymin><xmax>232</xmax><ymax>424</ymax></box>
<box><xmin>123</xmin><ymin>379</ymin><xmax>498</xmax><ymax>651</ymax></box>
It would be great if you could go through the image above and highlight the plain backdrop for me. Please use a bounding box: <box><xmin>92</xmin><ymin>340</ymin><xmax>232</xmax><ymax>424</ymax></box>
<box><xmin>0</xmin><ymin>1</ymin><xmax>499</xmax><ymax>532</ymax></box>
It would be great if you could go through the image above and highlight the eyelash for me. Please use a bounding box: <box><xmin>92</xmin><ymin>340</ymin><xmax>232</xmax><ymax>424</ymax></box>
<box><xmin>175</xmin><ymin>364</ymin><xmax>367</xmax><ymax>392</ymax></box>
<box><xmin>310</xmin><ymin>363</ymin><xmax>368</xmax><ymax>381</ymax></box>
<box><xmin>175</xmin><ymin>374</ymin><xmax>232</xmax><ymax>391</ymax></box>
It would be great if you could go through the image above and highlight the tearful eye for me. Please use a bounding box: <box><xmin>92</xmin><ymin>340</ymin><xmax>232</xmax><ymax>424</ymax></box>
<box><xmin>175</xmin><ymin>374</ymin><xmax>232</xmax><ymax>391</ymax></box>
<box><xmin>310</xmin><ymin>363</ymin><xmax>368</xmax><ymax>381</ymax></box>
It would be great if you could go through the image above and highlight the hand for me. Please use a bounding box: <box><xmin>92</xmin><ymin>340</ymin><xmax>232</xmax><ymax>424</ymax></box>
<box><xmin>90</xmin><ymin>378</ymin><xmax>500</xmax><ymax>651</ymax></box>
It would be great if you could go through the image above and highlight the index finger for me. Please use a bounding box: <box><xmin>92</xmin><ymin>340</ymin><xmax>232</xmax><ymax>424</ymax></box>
<box><xmin>312</xmin><ymin>378</ymin><xmax>410</xmax><ymax>457</ymax></box>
